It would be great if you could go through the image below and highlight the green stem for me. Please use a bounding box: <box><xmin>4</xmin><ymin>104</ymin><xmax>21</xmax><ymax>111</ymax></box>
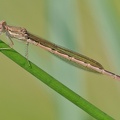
<box><xmin>0</xmin><ymin>40</ymin><xmax>114</xmax><ymax>120</ymax></box>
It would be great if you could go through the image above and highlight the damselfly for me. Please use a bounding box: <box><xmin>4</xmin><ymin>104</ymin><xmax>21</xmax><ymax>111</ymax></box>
<box><xmin>0</xmin><ymin>21</ymin><xmax>119</xmax><ymax>80</ymax></box>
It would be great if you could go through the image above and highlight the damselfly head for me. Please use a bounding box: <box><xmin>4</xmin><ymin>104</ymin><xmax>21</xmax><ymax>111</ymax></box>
<box><xmin>0</xmin><ymin>21</ymin><xmax>6</xmax><ymax>33</ymax></box>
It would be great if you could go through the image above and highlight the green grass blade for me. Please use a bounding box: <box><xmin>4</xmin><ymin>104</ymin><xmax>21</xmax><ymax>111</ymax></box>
<box><xmin>0</xmin><ymin>40</ymin><xmax>114</xmax><ymax>120</ymax></box>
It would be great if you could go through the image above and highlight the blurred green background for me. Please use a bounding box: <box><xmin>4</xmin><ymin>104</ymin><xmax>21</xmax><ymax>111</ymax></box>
<box><xmin>0</xmin><ymin>0</ymin><xmax>120</xmax><ymax>120</ymax></box>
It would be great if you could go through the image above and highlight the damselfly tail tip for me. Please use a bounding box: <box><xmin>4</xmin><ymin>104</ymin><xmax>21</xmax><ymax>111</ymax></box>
<box><xmin>103</xmin><ymin>69</ymin><xmax>120</xmax><ymax>81</ymax></box>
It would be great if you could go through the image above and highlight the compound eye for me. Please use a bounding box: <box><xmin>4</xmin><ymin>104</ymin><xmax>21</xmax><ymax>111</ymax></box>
<box><xmin>0</xmin><ymin>21</ymin><xmax>6</xmax><ymax>32</ymax></box>
<box><xmin>0</xmin><ymin>23</ymin><xmax>3</xmax><ymax>32</ymax></box>
<box><xmin>0</xmin><ymin>26</ymin><xmax>3</xmax><ymax>32</ymax></box>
